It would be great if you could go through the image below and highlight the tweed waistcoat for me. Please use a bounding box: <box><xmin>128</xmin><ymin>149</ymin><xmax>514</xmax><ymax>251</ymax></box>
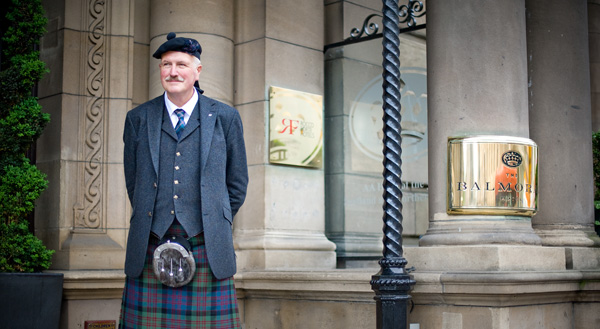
<box><xmin>151</xmin><ymin>107</ymin><xmax>203</xmax><ymax>238</ymax></box>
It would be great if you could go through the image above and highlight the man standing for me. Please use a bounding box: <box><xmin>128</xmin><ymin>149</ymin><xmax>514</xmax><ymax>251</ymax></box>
<box><xmin>119</xmin><ymin>32</ymin><xmax>248</xmax><ymax>328</ymax></box>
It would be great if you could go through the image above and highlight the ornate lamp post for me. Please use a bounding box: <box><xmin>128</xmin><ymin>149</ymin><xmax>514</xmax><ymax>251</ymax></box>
<box><xmin>370</xmin><ymin>1</ymin><xmax>424</xmax><ymax>328</ymax></box>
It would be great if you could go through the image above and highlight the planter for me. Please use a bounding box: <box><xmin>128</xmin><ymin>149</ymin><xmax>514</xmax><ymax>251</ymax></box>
<box><xmin>0</xmin><ymin>272</ymin><xmax>63</xmax><ymax>329</ymax></box>
<box><xmin>596</xmin><ymin>208</ymin><xmax>600</xmax><ymax>236</ymax></box>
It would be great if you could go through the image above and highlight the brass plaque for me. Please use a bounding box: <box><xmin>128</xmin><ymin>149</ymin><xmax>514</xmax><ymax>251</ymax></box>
<box><xmin>447</xmin><ymin>136</ymin><xmax>538</xmax><ymax>216</ymax></box>
<box><xmin>84</xmin><ymin>320</ymin><xmax>116</xmax><ymax>329</ymax></box>
<box><xmin>269</xmin><ymin>86</ymin><xmax>323</xmax><ymax>168</ymax></box>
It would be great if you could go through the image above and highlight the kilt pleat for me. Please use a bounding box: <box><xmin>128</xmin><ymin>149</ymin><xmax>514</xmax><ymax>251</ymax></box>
<box><xmin>119</xmin><ymin>223</ymin><xmax>241</xmax><ymax>329</ymax></box>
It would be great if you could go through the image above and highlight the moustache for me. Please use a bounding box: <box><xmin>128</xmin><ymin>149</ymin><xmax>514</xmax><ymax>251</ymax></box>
<box><xmin>165</xmin><ymin>76</ymin><xmax>184</xmax><ymax>82</ymax></box>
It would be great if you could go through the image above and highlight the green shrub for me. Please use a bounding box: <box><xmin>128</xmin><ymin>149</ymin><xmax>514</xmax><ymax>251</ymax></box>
<box><xmin>0</xmin><ymin>0</ymin><xmax>52</xmax><ymax>273</ymax></box>
<box><xmin>0</xmin><ymin>221</ymin><xmax>54</xmax><ymax>273</ymax></box>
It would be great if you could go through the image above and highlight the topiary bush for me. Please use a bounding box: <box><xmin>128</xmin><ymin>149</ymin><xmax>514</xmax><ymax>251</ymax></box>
<box><xmin>0</xmin><ymin>0</ymin><xmax>53</xmax><ymax>273</ymax></box>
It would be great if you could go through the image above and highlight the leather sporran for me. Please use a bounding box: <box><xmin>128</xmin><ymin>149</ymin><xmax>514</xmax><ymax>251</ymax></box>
<box><xmin>152</xmin><ymin>235</ymin><xmax>196</xmax><ymax>287</ymax></box>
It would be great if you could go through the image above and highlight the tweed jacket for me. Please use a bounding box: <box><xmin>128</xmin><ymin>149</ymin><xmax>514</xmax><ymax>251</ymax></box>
<box><xmin>122</xmin><ymin>89</ymin><xmax>248</xmax><ymax>280</ymax></box>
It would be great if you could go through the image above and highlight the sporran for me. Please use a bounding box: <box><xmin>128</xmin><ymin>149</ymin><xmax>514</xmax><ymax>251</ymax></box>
<box><xmin>152</xmin><ymin>235</ymin><xmax>196</xmax><ymax>287</ymax></box>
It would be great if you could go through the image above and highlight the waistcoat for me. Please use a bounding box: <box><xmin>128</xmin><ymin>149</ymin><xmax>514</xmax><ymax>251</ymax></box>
<box><xmin>151</xmin><ymin>106</ymin><xmax>203</xmax><ymax>238</ymax></box>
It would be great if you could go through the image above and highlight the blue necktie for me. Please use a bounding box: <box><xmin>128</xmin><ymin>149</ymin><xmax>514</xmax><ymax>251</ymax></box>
<box><xmin>174</xmin><ymin>109</ymin><xmax>186</xmax><ymax>139</ymax></box>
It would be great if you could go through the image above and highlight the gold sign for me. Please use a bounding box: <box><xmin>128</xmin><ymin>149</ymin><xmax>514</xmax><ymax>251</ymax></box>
<box><xmin>447</xmin><ymin>136</ymin><xmax>538</xmax><ymax>216</ymax></box>
<box><xmin>269</xmin><ymin>86</ymin><xmax>323</xmax><ymax>168</ymax></box>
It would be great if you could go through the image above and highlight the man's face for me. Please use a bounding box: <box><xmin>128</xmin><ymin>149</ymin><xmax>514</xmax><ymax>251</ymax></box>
<box><xmin>159</xmin><ymin>51</ymin><xmax>202</xmax><ymax>99</ymax></box>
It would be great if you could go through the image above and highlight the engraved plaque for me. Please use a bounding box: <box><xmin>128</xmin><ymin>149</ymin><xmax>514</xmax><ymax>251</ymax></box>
<box><xmin>269</xmin><ymin>86</ymin><xmax>323</xmax><ymax>168</ymax></box>
<box><xmin>84</xmin><ymin>320</ymin><xmax>116</xmax><ymax>329</ymax></box>
<box><xmin>447</xmin><ymin>136</ymin><xmax>538</xmax><ymax>216</ymax></box>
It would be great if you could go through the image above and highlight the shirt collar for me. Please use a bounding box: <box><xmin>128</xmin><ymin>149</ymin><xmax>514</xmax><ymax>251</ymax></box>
<box><xmin>164</xmin><ymin>89</ymin><xmax>199</xmax><ymax>118</ymax></box>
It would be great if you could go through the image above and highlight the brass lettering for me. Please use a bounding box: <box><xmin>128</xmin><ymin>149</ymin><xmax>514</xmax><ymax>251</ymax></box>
<box><xmin>515</xmin><ymin>183</ymin><xmax>523</xmax><ymax>192</ymax></box>
<box><xmin>471</xmin><ymin>182</ymin><xmax>480</xmax><ymax>191</ymax></box>
<box><xmin>526</xmin><ymin>184</ymin><xmax>532</xmax><ymax>193</ymax></box>
<box><xmin>486</xmin><ymin>182</ymin><xmax>495</xmax><ymax>191</ymax></box>
<box><xmin>458</xmin><ymin>182</ymin><xmax>467</xmax><ymax>191</ymax></box>
<box><xmin>498</xmin><ymin>182</ymin><xmax>512</xmax><ymax>192</ymax></box>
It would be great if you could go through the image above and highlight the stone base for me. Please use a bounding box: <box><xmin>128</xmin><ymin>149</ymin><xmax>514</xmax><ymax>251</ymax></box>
<box><xmin>535</xmin><ymin>226</ymin><xmax>600</xmax><ymax>247</ymax></box>
<box><xmin>419</xmin><ymin>215</ymin><xmax>542</xmax><ymax>246</ymax></box>
<box><xmin>404</xmin><ymin>245</ymin><xmax>565</xmax><ymax>271</ymax></box>
<box><xmin>235</xmin><ymin>232</ymin><xmax>337</xmax><ymax>270</ymax></box>
<box><xmin>56</xmin><ymin>270</ymin><xmax>125</xmax><ymax>329</ymax></box>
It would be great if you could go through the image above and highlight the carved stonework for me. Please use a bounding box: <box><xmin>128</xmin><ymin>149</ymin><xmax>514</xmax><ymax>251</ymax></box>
<box><xmin>73</xmin><ymin>0</ymin><xmax>108</xmax><ymax>231</ymax></box>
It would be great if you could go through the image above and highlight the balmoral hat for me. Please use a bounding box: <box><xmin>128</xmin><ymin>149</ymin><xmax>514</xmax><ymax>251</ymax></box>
<box><xmin>152</xmin><ymin>32</ymin><xmax>202</xmax><ymax>60</ymax></box>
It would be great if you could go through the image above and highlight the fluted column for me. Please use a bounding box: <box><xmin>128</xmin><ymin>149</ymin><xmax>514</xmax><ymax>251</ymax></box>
<box><xmin>527</xmin><ymin>0</ymin><xmax>599</xmax><ymax>246</ymax></box>
<box><xmin>420</xmin><ymin>0</ymin><xmax>540</xmax><ymax>246</ymax></box>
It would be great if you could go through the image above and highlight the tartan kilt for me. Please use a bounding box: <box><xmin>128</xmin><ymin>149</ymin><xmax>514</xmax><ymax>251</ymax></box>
<box><xmin>119</xmin><ymin>223</ymin><xmax>241</xmax><ymax>329</ymax></box>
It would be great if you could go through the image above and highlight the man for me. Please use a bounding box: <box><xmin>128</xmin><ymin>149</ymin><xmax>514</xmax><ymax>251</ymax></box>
<box><xmin>119</xmin><ymin>32</ymin><xmax>248</xmax><ymax>328</ymax></box>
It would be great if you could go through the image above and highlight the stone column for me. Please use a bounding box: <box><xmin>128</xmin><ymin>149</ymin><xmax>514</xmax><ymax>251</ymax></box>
<box><xmin>419</xmin><ymin>0</ymin><xmax>541</xmax><ymax>246</ymax></box>
<box><xmin>233</xmin><ymin>0</ymin><xmax>336</xmax><ymax>270</ymax></box>
<box><xmin>527</xmin><ymin>0</ymin><xmax>599</xmax><ymax>246</ymax></box>
<box><xmin>37</xmin><ymin>0</ymin><xmax>134</xmax><ymax>271</ymax></box>
<box><xmin>148</xmin><ymin>0</ymin><xmax>235</xmax><ymax>104</ymax></box>
<box><xmin>591</xmin><ymin>0</ymin><xmax>600</xmax><ymax>131</ymax></box>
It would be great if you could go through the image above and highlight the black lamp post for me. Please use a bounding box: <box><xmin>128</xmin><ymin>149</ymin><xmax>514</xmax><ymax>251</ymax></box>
<box><xmin>370</xmin><ymin>0</ymin><xmax>417</xmax><ymax>328</ymax></box>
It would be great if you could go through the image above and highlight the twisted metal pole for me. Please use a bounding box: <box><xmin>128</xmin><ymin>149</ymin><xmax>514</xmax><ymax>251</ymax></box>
<box><xmin>370</xmin><ymin>0</ymin><xmax>415</xmax><ymax>328</ymax></box>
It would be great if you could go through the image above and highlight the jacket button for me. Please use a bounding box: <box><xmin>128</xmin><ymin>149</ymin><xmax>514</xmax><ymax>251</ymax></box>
<box><xmin>153</xmin><ymin>182</ymin><xmax>157</xmax><ymax>188</ymax></box>
<box><xmin>175</xmin><ymin>166</ymin><xmax>180</xmax><ymax>170</ymax></box>
<box><xmin>176</xmin><ymin>152</ymin><xmax>181</xmax><ymax>156</ymax></box>
<box><xmin>174</xmin><ymin>180</ymin><xmax>179</xmax><ymax>184</ymax></box>
<box><xmin>148</xmin><ymin>212</ymin><xmax>152</xmax><ymax>217</ymax></box>
<box><xmin>170</xmin><ymin>210</ymin><xmax>175</xmax><ymax>215</ymax></box>
<box><xmin>173</xmin><ymin>195</ymin><xmax>179</xmax><ymax>200</ymax></box>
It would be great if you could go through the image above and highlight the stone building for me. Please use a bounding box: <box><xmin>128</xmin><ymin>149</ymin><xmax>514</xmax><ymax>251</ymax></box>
<box><xmin>34</xmin><ymin>0</ymin><xmax>600</xmax><ymax>328</ymax></box>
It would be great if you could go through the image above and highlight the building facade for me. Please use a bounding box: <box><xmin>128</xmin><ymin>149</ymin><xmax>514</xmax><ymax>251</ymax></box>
<box><xmin>35</xmin><ymin>0</ymin><xmax>600</xmax><ymax>328</ymax></box>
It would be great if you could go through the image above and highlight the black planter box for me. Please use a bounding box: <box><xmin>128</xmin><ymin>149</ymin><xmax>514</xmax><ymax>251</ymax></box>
<box><xmin>0</xmin><ymin>272</ymin><xmax>63</xmax><ymax>329</ymax></box>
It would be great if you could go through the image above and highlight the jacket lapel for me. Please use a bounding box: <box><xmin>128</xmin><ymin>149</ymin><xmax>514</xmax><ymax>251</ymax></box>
<box><xmin>147</xmin><ymin>96</ymin><xmax>164</xmax><ymax>176</ymax></box>
<box><xmin>199</xmin><ymin>94</ymin><xmax>217</xmax><ymax>172</ymax></box>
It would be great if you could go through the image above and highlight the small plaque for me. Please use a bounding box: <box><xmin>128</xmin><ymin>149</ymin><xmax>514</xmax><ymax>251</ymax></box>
<box><xmin>447</xmin><ymin>136</ymin><xmax>538</xmax><ymax>216</ymax></box>
<box><xmin>269</xmin><ymin>86</ymin><xmax>323</xmax><ymax>168</ymax></box>
<box><xmin>84</xmin><ymin>320</ymin><xmax>116</xmax><ymax>329</ymax></box>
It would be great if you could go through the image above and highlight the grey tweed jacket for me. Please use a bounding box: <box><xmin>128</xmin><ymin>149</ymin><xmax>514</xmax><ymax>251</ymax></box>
<box><xmin>122</xmin><ymin>89</ymin><xmax>248</xmax><ymax>280</ymax></box>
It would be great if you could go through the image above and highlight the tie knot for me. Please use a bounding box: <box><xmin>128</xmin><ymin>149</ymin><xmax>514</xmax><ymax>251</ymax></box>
<box><xmin>175</xmin><ymin>109</ymin><xmax>185</xmax><ymax>119</ymax></box>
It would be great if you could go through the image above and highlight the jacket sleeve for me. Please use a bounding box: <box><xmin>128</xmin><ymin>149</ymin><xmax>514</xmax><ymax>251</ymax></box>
<box><xmin>123</xmin><ymin>113</ymin><xmax>138</xmax><ymax>206</ymax></box>
<box><xmin>224</xmin><ymin>110</ymin><xmax>249</xmax><ymax>217</ymax></box>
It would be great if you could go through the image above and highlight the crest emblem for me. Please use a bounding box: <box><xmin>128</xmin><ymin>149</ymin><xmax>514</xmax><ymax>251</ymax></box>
<box><xmin>502</xmin><ymin>151</ymin><xmax>522</xmax><ymax>168</ymax></box>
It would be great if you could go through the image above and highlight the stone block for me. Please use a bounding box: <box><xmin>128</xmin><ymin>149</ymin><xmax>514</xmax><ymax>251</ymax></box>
<box><xmin>265</xmin><ymin>38</ymin><xmax>323</xmax><ymax>95</ymax></box>
<box><xmin>107</xmin><ymin>36</ymin><xmax>134</xmax><ymax>100</ymax></box>
<box><xmin>234</xmin><ymin>38</ymin><xmax>267</xmax><ymax>105</ymax></box>
<box><xmin>404</xmin><ymin>245</ymin><xmax>565</xmax><ymax>272</ymax></box>
<box><xmin>132</xmin><ymin>43</ymin><xmax>149</xmax><ymax>106</ymax></box>
<box><xmin>566</xmin><ymin>247</ymin><xmax>600</xmax><ymax>270</ymax></box>
<box><xmin>235</xmin><ymin>0</ymin><xmax>267</xmax><ymax>43</ymax></box>
<box><xmin>133</xmin><ymin>0</ymin><xmax>150</xmax><ymax>44</ymax></box>
<box><xmin>265</xmin><ymin>0</ymin><xmax>323</xmax><ymax>50</ymax></box>
<box><xmin>149</xmin><ymin>0</ymin><xmax>234</xmax><ymax>39</ymax></box>
<box><xmin>238</xmin><ymin>101</ymin><xmax>268</xmax><ymax>166</ymax></box>
<box><xmin>234</xmin><ymin>164</ymin><xmax>266</xmax><ymax>231</ymax></box>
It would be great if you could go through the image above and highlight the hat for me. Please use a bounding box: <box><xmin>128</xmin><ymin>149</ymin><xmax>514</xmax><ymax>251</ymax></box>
<box><xmin>152</xmin><ymin>32</ymin><xmax>202</xmax><ymax>60</ymax></box>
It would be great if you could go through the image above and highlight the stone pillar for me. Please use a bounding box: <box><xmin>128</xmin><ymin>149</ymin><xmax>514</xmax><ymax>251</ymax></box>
<box><xmin>233</xmin><ymin>0</ymin><xmax>336</xmax><ymax>270</ymax></box>
<box><xmin>591</xmin><ymin>0</ymin><xmax>600</xmax><ymax>131</ymax></box>
<box><xmin>419</xmin><ymin>0</ymin><xmax>541</xmax><ymax>246</ymax></box>
<box><xmin>148</xmin><ymin>0</ymin><xmax>235</xmax><ymax>104</ymax></box>
<box><xmin>527</xmin><ymin>0</ymin><xmax>599</xmax><ymax>246</ymax></box>
<box><xmin>37</xmin><ymin>0</ymin><xmax>134</xmax><ymax>271</ymax></box>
